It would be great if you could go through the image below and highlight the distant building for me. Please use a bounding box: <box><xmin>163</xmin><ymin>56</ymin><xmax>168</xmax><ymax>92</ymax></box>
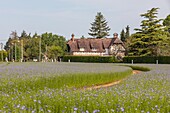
<box><xmin>67</xmin><ymin>33</ymin><xmax>125</xmax><ymax>58</ymax></box>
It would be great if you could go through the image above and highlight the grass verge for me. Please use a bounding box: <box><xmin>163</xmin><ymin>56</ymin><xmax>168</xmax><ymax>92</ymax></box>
<box><xmin>0</xmin><ymin>69</ymin><xmax>132</xmax><ymax>92</ymax></box>
<box><xmin>120</xmin><ymin>65</ymin><xmax>151</xmax><ymax>72</ymax></box>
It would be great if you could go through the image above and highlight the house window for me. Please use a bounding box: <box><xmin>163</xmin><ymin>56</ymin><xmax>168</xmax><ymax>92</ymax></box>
<box><xmin>92</xmin><ymin>48</ymin><xmax>97</xmax><ymax>51</ymax></box>
<box><xmin>80</xmin><ymin>48</ymin><xmax>85</xmax><ymax>51</ymax></box>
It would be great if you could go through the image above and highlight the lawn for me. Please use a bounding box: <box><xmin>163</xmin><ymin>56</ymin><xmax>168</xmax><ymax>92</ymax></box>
<box><xmin>0</xmin><ymin>63</ymin><xmax>169</xmax><ymax>113</ymax></box>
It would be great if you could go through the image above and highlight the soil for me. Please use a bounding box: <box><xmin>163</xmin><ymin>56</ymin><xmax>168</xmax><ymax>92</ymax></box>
<box><xmin>84</xmin><ymin>70</ymin><xmax>142</xmax><ymax>90</ymax></box>
<box><xmin>133</xmin><ymin>70</ymin><xmax>142</xmax><ymax>74</ymax></box>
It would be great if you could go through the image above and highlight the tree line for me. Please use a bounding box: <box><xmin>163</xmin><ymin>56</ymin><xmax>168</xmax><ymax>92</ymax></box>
<box><xmin>88</xmin><ymin>8</ymin><xmax>170</xmax><ymax>56</ymax></box>
<box><xmin>1</xmin><ymin>7</ymin><xmax>170</xmax><ymax>62</ymax></box>
<box><xmin>3</xmin><ymin>31</ymin><xmax>66</xmax><ymax>62</ymax></box>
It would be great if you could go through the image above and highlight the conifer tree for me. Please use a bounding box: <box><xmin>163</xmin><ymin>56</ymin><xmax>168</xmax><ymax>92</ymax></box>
<box><xmin>89</xmin><ymin>12</ymin><xmax>110</xmax><ymax>38</ymax></box>
<box><xmin>160</xmin><ymin>14</ymin><xmax>170</xmax><ymax>56</ymax></box>
<box><xmin>129</xmin><ymin>8</ymin><xmax>168</xmax><ymax>56</ymax></box>
<box><xmin>20</xmin><ymin>30</ymin><xmax>27</xmax><ymax>38</ymax></box>
<box><xmin>120</xmin><ymin>29</ymin><xmax>126</xmax><ymax>42</ymax></box>
<box><xmin>163</xmin><ymin>14</ymin><xmax>170</xmax><ymax>33</ymax></box>
<box><xmin>125</xmin><ymin>25</ymin><xmax>130</xmax><ymax>39</ymax></box>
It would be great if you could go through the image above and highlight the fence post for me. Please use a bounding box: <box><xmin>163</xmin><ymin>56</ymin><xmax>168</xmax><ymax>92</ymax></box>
<box><xmin>131</xmin><ymin>60</ymin><xmax>133</xmax><ymax>64</ymax></box>
<box><xmin>156</xmin><ymin>60</ymin><xmax>158</xmax><ymax>64</ymax></box>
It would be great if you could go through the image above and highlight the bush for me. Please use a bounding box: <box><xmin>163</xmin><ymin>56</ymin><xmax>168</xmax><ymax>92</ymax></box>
<box><xmin>63</xmin><ymin>56</ymin><xmax>117</xmax><ymax>63</ymax></box>
<box><xmin>123</xmin><ymin>56</ymin><xmax>170</xmax><ymax>64</ymax></box>
<box><xmin>0</xmin><ymin>51</ymin><xmax>7</xmax><ymax>61</ymax></box>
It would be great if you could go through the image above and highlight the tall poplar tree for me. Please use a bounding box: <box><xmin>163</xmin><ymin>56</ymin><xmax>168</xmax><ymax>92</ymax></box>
<box><xmin>125</xmin><ymin>25</ymin><xmax>130</xmax><ymax>39</ymax></box>
<box><xmin>120</xmin><ymin>29</ymin><xmax>125</xmax><ymax>42</ymax></box>
<box><xmin>129</xmin><ymin>8</ymin><xmax>168</xmax><ymax>56</ymax></box>
<box><xmin>120</xmin><ymin>25</ymin><xmax>130</xmax><ymax>42</ymax></box>
<box><xmin>88</xmin><ymin>12</ymin><xmax>110</xmax><ymax>38</ymax></box>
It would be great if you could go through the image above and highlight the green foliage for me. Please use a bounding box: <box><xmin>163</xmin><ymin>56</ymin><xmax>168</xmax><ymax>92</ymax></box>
<box><xmin>20</xmin><ymin>30</ymin><xmax>29</xmax><ymax>39</ymax></box>
<box><xmin>10</xmin><ymin>31</ymin><xmax>18</xmax><ymax>39</ymax></box>
<box><xmin>163</xmin><ymin>14</ymin><xmax>170</xmax><ymax>33</ymax></box>
<box><xmin>41</xmin><ymin>33</ymin><xmax>66</xmax><ymax>52</ymax></box>
<box><xmin>125</xmin><ymin>65</ymin><xmax>150</xmax><ymax>71</ymax></box>
<box><xmin>121</xmin><ymin>25</ymin><xmax>130</xmax><ymax>43</ymax></box>
<box><xmin>2</xmin><ymin>69</ymin><xmax>132</xmax><ymax>92</ymax></box>
<box><xmin>63</xmin><ymin>56</ymin><xmax>117</xmax><ymax>63</ymax></box>
<box><xmin>121</xmin><ymin>25</ymin><xmax>131</xmax><ymax>55</ymax></box>
<box><xmin>125</xmin><ymin>25</ymin><xmax>130</xmax><ymax>39</ymax></box>
<box><xmin>4</xmin><ymin>38</ymin><xmax>12</xmax><ymax>51</ymax></box>
<box><xmin>24</xmin><ymin>37</ymin><xmax>39</xmax><ymax>60</ymax></box>
<box><xmin>48</xmin><ymin>46</ymin><xmax>63</xmax><ymax>59</ymax></box>
<box><xmin>123</xmin><ymin>56</ymin><xmax>170</xmax><ymax>64</ymax></box>
<box><xmin>88</xmin><ymin>12</ymin><xmax>110</xmax><ymax>38</ymax></box>
<box><xmin>120</xmin><ymin>29</ymin><xmax>125</xmax><ymax>42</ymax></box>
<box><xmin>0</xmin><ymin>63</ymin><xmax>169</xmax><ymax>112</ymax></box>
<box><xmin>4</xmin><ymin>40</ymin><xmax>22</xmax><ymax>61</ymax></box>
<box><xmin>158</xmin><ymin>36</ymin><xmax>170</xmax><ymax>56</ymax></box>
<box><xmin>128</xmin><ymin>8</ymin><xmax>169</xmax><ymax>56</ymax></box>
<box><xmin>0</xmin><ymin>51</ymin><xmax>7</xmax><ymax>61</ymax></box>
<box><xmin>4</xmin><ymin>31</ymin><xmax>66</xmax><ymax>61</ymax></box>
<box><xmin>120</xmin><ymin>25</ymin><xmax>130</xmax><ymax>42</ymax></box>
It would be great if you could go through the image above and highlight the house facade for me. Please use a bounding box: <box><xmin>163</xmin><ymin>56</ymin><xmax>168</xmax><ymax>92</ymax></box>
<box><xmin>67</xmin><ymin>33</ymin><xmax>126</xmax><ymax>58</ymax></box>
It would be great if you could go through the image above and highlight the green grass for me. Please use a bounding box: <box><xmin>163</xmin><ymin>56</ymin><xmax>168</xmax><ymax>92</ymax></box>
<box><xmin>119</xmin><ymin>64</ymin><xmax>151</xmax><ymax>71</ymax></box>
<box><xmin>0</xmin><ymin>63</ymin><xmax>169</xmax><ymax>112</ymax></box>
<box><xmin>0</xmin><ymin>69</ymin><xmax>132</xmax><ymax>92</ymax></box>
<box><xmin>127</xmin><ymin>65</ymin><xmax>150</xmax><ymax>71</ymax></box>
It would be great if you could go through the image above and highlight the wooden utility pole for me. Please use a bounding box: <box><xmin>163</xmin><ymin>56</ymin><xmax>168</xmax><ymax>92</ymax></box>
<box><xmin>39</xmin><ymin>37</ymin><xmax>41</xmax><ymax>62</ymax></box>
<box><xmin>0</xmin><ymin>43</ymin><xmax>3</xmax><ymax>62</ymax></box>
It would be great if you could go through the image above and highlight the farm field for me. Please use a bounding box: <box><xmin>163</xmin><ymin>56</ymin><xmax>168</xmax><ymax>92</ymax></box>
<box><xmin>0</xmin><ymin>62</ymin><xmax>170</xmax><ymax>113</ymax></box>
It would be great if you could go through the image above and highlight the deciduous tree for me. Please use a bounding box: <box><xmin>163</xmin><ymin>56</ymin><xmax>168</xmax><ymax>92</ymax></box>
<box><xmin>48</xmin><ymin>46</ymin><xmax>63</xmax><ymax>60</ymax></box>
<box><xmin>4</xmin><ymin>31</ymin><xmax>66</xmax><ymax>61</ymax></box>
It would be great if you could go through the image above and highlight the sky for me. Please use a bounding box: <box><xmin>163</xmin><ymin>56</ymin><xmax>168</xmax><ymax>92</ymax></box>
<box><xmin>0</xmin><ymin>0</ymin><xmax>170</xmax><ymax>44</ymax></box>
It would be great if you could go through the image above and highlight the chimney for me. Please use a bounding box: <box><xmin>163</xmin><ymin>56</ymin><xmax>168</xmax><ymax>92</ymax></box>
<box><xmin>71</xmin><ymin>34</ymin><xmax>75</xmax><ymax>41</ymax></box>
<box><xmin>113</xmin><ymin>33</ymin><xmax>118</xmax><ymax>38</ymax></box>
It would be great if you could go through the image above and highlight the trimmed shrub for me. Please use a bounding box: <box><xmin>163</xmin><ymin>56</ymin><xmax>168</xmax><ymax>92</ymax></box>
<box><xmin>123</xmin><ymin>56</ymin><xmax>170</xmax><ymax>64</ymax></box>
<box><xmin>62</xmin><ymin>56</ymin><xmax>117</xmax><ymax>63</ymax></box>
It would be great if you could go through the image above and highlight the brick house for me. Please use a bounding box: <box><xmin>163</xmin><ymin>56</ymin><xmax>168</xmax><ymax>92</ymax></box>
<box><xmin>67</xmin><ymin>33</ymin><xmax>126</xmax><ymax>58</ymax></box>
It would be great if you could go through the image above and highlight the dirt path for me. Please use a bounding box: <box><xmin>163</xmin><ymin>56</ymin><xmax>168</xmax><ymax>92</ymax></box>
<box><xmin>84</xmin><ymin>70</ymin><xmax>142</xmax><ymax>90</ymax></box>
<box><xmin>133</xmin><ymin>70</ymin><xmax>142</xmax><ymax>74</ymax></box>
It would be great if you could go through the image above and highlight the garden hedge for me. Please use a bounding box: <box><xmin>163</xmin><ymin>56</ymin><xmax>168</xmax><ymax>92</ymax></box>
<box><xmin>63</xmin><ymin>56</ymin><xmax>117</xmax><ymax>63</ymax></box>
<box><xmin>123</xmin><ymin>56</ymin><xmax>170</xmax><ymax>64</ymax></box>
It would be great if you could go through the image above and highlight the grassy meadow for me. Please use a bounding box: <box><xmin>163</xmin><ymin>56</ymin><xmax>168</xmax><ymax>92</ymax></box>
<box><xmin>0</xmin><ymin>63</ymin><xmax>169</xmax><ymax>113</ymax></box>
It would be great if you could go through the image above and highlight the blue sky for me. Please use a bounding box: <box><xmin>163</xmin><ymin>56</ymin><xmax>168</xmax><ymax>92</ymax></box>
<box><xmin>0</xmin><ymin>0</ymin><xmax>170</xmax><ymax>44</ymax></box>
